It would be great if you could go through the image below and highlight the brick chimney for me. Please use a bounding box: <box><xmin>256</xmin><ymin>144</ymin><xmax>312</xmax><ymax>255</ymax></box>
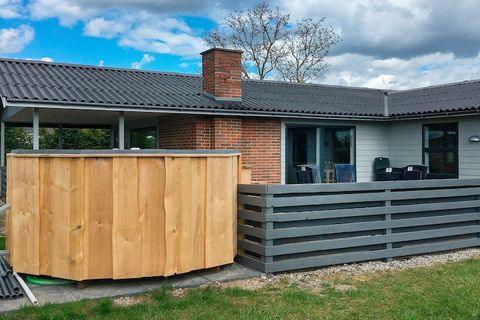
<box><xmin>201</xmin><ymin>48</ymin><xmax>243</xmax><ymax>101</ymax></box>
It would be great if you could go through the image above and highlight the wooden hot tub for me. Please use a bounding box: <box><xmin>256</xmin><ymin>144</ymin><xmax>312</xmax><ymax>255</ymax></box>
<box><xmin>6</xmin><ymin>150</ymin><xmax>240</xmax><ymax>280</ymax></box>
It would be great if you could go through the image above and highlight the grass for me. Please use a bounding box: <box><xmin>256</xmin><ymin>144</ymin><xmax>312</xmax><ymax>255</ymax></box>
<box><xmin>0</xmin><ymin>237</ymin><xmax>5</xmax><ymax>250</ymax></box>
<box><xmin>3</xmin><ymin>258</ymin><xmax>480</xmax><ymax>320</ymax></box>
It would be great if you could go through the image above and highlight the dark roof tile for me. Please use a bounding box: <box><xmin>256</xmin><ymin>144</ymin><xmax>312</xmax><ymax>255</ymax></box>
<box><xmin>0</xmin><ymin>58</ymin><xmax>384</xmax><ymax>116</ymax></box>
<box><xmin>0</xmin><ymin>58</ymin><xmax>479</xmax><ymax>118</ymax></box>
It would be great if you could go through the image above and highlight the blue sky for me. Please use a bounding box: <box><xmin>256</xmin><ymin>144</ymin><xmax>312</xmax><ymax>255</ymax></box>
<box><xmin>1</xmin><ymin>0</ymin><xmax>480</xmax><ymax>89</ymax></box>
<box><xmin>0</xmin><ymin>14</ymin><xmax>215</xmax><ymax>74</ymax></box>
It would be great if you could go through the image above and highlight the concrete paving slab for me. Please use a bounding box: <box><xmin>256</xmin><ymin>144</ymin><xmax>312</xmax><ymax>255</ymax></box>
<box><xmin>0</xmin><ymin>263</ymin><xmax>262</xmax><ymax>314</ymax></box>
<box><xmin>200</xmin><ymin>263</ymin><xmax>261</xmax><ymax>283</ymax></box>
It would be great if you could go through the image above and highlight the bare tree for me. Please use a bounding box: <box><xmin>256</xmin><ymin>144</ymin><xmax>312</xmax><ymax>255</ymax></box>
<box><xmin>205</xmin><ymin>1</ymin><xmax>289</xmax><ymax>79</ymax></box>
<box><xmin>276</xmin><ymin>18</ymin><xmax>341</xmax><ymax>83</ymax></box>
<box><xmin>205</xmin><ymin>1</ymin><xmax>340</xmax><ymax>83</ymax></box>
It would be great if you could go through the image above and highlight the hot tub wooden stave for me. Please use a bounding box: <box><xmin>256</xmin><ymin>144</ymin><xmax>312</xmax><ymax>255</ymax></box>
<box><xmin>6</xmin><ymin>151</ymin><xmax>240</xmax><ymax>280</ymax></box>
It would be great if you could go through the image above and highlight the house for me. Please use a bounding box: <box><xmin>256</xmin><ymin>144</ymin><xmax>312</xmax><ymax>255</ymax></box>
<box><xmin>1</xmin><ymin>47</ymin><xmax>479</xmax><ymax>184</ymax></box>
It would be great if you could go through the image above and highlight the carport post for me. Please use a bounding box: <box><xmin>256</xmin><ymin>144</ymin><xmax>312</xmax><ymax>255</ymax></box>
<box><xmin>58</xmin><ymin>124</ymin><xmax>63</xmax><ymax>149</ymax></box>
<box><xmin>33</xmin><ymin>108</ymin><xmax>39</xmax><ymax>150</ymax></box>
<box><xmin>110</xmin><ymin>125</ymin><xmax>115</xmax><ymax>149</ymax></box>
<box><xmin>118</xmin><ymin>112</ymin><xmax>125</xmax><ymax>150</ymax></box>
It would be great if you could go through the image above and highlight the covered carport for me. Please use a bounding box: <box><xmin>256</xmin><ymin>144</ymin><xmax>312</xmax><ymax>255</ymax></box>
<box><xmin>0</xmin><ymin>102</ymin><xmax>169</xmax><ymax>167</ymax></box>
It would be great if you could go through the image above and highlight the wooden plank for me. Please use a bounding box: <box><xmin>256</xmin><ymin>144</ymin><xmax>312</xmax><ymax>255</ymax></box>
<box><xmin>238</xmin><ymin>184</ymin><xmax>268</xmax><ymax>194</ymax></box>
<box><xmin>5</xmin><ymin>158</ymin><xmax>11</xmax><ymax>258</ymax></box>
<box><xmin>271</xmin><ymin>187</ymin><xmax>480</xmax><ymax>207</ymax></box>
<box><xmin>163</xmin><ymin>157</ymin><xmax>176</xmax><ymax>276</ymax></box>
<box><xmin>267</xmin><ymin>225</ymin><xmax>480</xmax><ymax>256</ymax></box>
<box><xmin>137</xmin><ymin>158</ymin><xmax>166</xmax><ymax>277</ymax></box>
<box><xmin>231</xmin><ymin>156</ymin><xmax>238</xmax><ymax>258</ymax></box>
<box><xmin>167</xmin><ymin>157</ymin><xmax>195</xmax><ymax>274</ymax></box>
<box><xmin>238</xmin><ymin>209</ymin><xmax>267</xmax><ymax>223</ymax></box>
<box><xmin>265</xmin><ymin>238</ymin><xmax>480</xmax><ymax>273</ymax></box>
<box><xmin>39</xmin><ymin>158</ymin><xmax>53</xmax><ymax>276</ymax></box>
<box><xmin>50</xmin><ymin>158</ymin><xmax>85</xmax><ymax>280</ymax></box>
<box><xmin>205</xmin><ymin>157</ymin><xmax>235</xmax><ymax>268</ymax></box>
<box><xmin>112</xmin><ymin>157</ymin><xmax>141</xmax><ymax>279</ymax></box>
<box><xmin>268</xmin><ymin>212</ymin><xmax>480</xmax><ymax>240</ymax></box>
<box><xmin>9</xmin><ymin>157</ymin><xmax>40</xmax><ymax>275</ymax></box>
<box><xmin>83</xmin><ymin>158</ymin><xmax>113</xmax><ymax>280</ymax></box>
<box><xmin>190</xmin><ymin>158</ymin><xmax>207</xmax><ymax>271</ymax></box>
<box><xmin>238</xmin><ymin>194</ymin><xmax>268</xmax><ymax>207</ymax></box>
<box><xmin>266</xmin><ymin>200</ymin><xmax>480</xmax><ymax>222</ymax></box>
<box><xmin>263</xmin><ymin>178</ymin><xmax>480</xmax><ymax>195</ymax></box>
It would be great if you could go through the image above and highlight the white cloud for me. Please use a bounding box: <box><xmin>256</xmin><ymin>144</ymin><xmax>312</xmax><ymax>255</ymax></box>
<box><xmin>40</xmin><ymin>56</ymin><xmax>53</xmax><ymax>62</ymax></box>
<box><xmin>107</xmin><ymin>16</ymin><xmax>208</xmax><ymax>57</ymax></box>
<box><xmin>28</xmin><ymin>0</ymin><xmax>97</xmax><ymax>26</ymax></box>
<box><xmin>278</xmin><ymin>0</ymin><xmax>480</xmax><ymax>58</ymax></box>
<box><xmin>131</xmin><ymin>53</ymin><xmax>154</xmax><ymax>69</ymax></box>
<box><xmin>84</xmin><ymin>17</ymin><xmax>128</xmax><ymax>39</ymax></box>
<box><xmin>0</xmin><ymin>0</ymin><xmax>23</xmax><ymax>18</ymax></box>
<box><xmin>0</xmin><ymin>25</ymin><xmax>34</xmax><ymax>54</ymax></box>
<box><xmin>98</xmin><ymin>59</ymin><xmax>104</xmax><ymax>66</ymax></box>
<box><xmin>27</xmin><ymin>0</ymin><xmax>242</xmax><ymax>25</ymax></box>
<box><xmin>323</xmin><ymin>52</ymin><xmax>480</xmax><ymax>89</ymax></box>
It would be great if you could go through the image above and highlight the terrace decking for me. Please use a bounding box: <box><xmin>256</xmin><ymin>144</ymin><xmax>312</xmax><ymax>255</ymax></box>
<box><xmin>6</xmin><ymin>150</ymin><xmax>241</xmax><ymax>281</ymax></box>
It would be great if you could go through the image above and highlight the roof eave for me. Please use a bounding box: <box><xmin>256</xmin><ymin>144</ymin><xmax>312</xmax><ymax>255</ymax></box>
<box><xmin>4</xmin><ymin>99</ymin><xmax>385</xmax><ymax>121</ymax></box>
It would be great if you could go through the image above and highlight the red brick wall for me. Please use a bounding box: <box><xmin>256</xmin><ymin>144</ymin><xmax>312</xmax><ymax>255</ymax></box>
<box><xmin>211</xmin><ymin>117</ymin><xmax>242</xmax><ymax>150</ymax></box>
<box><xmin>156</xmin><ymin>115</ymin><xmax>281</xmax><ymax>183</ymax></box>
<box><xmin>241</xmin><ymin>118</ymin><xmax>281</xmax><ymax>184</ymax></box>
<box><xmin>157</xmin><ymin>116</ymin><xmax>197</xmax><ymax>149</ymax></box>
<box><xmin>201</xmin><ymin>48</ymin><xmax>242</xmax><ymax>99</ymax></box>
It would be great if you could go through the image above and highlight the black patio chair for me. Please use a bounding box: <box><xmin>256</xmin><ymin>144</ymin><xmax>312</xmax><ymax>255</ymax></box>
<box><xmin>375</xmin><ymin>167</ymin><xmax>403</xmax><ymax>181</ymax></box>
<box><xmin>374</xmin><ymin>157</ymin><xmax>391</xmax><ymax>181</ymax></box>
<box><xmin>296</xmin><ymin>164</ymin><xmax>322</xmax><ymax>184</ymax></box>
<box><xmin>296</xmin><ymin>170</ymin><xmax>311</xmax><ymax>183</ymax></box>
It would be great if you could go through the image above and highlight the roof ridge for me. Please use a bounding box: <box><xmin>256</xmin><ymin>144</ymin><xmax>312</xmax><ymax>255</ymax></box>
<box><xmin>0</xmin><ymin>57</ymin><xmax>202</xmax><ymax>79</ymax></box>
<box><xmin>243</xmin><ymin>78</ymin><xmax>389</xmax><ymax>92</ymax></box>
<box><xmin>389</xmin><ymin>79</ymin><xmax>480</xmax><ymax>95</ymax></box>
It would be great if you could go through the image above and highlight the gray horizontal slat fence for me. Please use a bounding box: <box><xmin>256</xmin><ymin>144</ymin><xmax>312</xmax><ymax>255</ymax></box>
<box><xmin>237</xmin><ymin>179</ymin><xmax>480</xmax><ymax>273</ymax></box>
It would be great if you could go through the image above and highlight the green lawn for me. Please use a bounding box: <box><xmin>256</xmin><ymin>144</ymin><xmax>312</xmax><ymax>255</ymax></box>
<box><xmin>4</xmin><ymin>258</ymin><xmax>480</xmax><ymax>320</ymax></box>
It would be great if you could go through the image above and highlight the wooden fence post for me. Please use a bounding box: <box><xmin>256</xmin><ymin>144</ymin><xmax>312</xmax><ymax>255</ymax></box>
<box><xmin>385</xmin><ymin>189</ymin><xmax>393</xmax><ymax>262</ymax></box>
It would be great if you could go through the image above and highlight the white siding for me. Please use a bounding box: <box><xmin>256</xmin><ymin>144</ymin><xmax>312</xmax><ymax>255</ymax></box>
<box><xmin>459</xmin><ymin>117</ymin><xmax>480</xmax><ymax>178</ymax></box>
<box><xmin>388</xmin><ymin>121</ymin><xmax>423</xmax><ymax>167</ymax></box>
<box><xmin>355</xmin><ymin>123</ymin><xmax>389</xmax><ymax>182</ymax></box>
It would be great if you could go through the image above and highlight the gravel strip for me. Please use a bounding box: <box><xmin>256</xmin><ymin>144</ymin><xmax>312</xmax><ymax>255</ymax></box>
<box><xmin>215</xmin><ymin>248</ymin><xmax>480</xmax><ymax>292</ymax></box>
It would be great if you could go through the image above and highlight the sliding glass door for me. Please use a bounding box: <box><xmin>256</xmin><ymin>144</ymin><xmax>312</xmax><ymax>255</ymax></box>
<box><xmin>286</xmin><ymin>125</ymin><xmax>355</xmax><ymax>184</ymax></box>
<box><xmin>286</xmin><ymin>127</ymin><xmax>317</xmax><ymax>184</ymax></box>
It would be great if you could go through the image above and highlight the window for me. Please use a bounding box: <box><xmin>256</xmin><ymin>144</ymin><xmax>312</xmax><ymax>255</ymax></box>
<box><xmin>130</xmin><ymin>127</ymin><xmax>157</xmax><ymax>149</ymax></box>
<box><xmin>423</xmin><ymin>123</ymin><xmax>458</xmax><ymax>178</ymax></box>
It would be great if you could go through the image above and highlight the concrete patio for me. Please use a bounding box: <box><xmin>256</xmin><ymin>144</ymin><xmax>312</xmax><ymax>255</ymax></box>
<box><xmin>0</xmin><ymin>263</ymin><xmax>261</xmax><ymax>313</ymax></box>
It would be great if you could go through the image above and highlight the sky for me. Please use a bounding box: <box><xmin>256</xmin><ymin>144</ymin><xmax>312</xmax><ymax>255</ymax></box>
<box><xmin>0</xmin><ymin>0</ymin><xmax>480</xmax><ymax>89</ymax></box>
